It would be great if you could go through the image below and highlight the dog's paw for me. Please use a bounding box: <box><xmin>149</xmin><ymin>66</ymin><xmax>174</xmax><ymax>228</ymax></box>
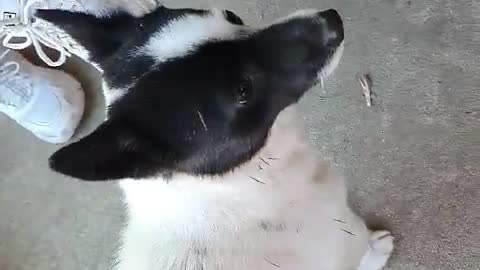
<box><xmin>357</xmin><ymin>230</ymin><xmax>394</xmax><ymax>270</ymax></box>
<box><xmin>369</xmin><ymin>230</ymin><xmax>394</xmax><ymax>255</ymax></box>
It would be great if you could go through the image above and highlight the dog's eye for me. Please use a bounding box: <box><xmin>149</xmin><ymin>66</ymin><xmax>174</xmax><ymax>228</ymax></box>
<box><xmin>236</xmin><ymin>78</ymin><xmax>252</xmax><ymax>106</ymax></box>
<box><xmin>224</xmin><ymin>10</ymin><xmax>244</xmax><ymax>25</ymax></box>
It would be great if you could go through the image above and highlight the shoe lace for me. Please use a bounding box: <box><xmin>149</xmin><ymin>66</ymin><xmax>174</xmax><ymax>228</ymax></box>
<box><xmin>0</xmin><ymin>49</ymin><xmax>25</xmax><ymax>108</ymax></box>
<box><xmin>0</xmin><ymin>0</ymin><xmax>82</xmax><ymax>67</ymax></box>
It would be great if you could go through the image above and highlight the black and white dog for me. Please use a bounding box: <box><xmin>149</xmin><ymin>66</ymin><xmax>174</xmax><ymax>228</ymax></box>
<box><xmin>38</xmin><ymin>5</ymin><xmax>394</xmax><ymax>270</ymax></box>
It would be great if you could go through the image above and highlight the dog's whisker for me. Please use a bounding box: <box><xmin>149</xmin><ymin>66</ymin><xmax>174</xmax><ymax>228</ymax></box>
<box><xmin>268</xmin><ymin>157</ymin><xmax>280</xmax><ymax>160</ymax></box>
<box><xmin>264</xmin><ymin>258</ymin><xmax>280</xmax><ymax>268</ymax></box>
<box><xmin>196</xmin><ymin>110</ymin><xmax>208</xmax><ymax>131</ymax></box>
<box><xmin>260</xmin><ymin>157</ymin><xmax>271</xmax><ymax>166</ymax></box>
<box><xmin>249</xmin><ymin>176</ymin><xmax>266</xmax><ymax>185</ymax></box>
<box><xmin>333</xmin><ymin>219</ymin><xmax>347</xmax><ymax>224</ymax></box>
<box><xmin>340</xmin><ymin>229</ymin><xmax>356</xmax><ymax>236</ymax></box>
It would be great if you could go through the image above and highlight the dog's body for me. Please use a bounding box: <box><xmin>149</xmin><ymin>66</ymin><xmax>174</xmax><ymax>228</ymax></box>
<box><xmin>38</xmin><ymin>5</ymin><xmax>394</xmax><ymax>270</ymax></box>
<box><xmin>117</xmin><ymin>106</ymin><xmax>391</xmax><ymax>270</ymax></box>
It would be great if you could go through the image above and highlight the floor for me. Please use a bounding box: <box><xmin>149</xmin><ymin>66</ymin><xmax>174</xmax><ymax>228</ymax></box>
<box><xmin>0</xmin><ymin>0</ymin><xmax>479</xmax><ymax>269</ymax></box>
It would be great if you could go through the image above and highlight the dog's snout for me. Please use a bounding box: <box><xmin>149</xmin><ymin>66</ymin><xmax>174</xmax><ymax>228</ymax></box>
<box><xmin>318</xmin><ymin>9</ymin><xmax>344</xmax><ymax>46</ymax></box>
<box><xmin>319</xmin><ymin>9</ymin><xmax>343</xmax><ymax>31</ymax></box>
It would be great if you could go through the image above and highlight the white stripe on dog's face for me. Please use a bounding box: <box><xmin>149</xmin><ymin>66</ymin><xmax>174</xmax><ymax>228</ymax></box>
<box><xmin>319</xmin><ymin>41</ymin><xmax>344</xmax><ymax>79</ymax></box>
<box><xmin>139</xmin><ymin>9</ymin><xmax>244</xmax><ymax>63</ymax></box>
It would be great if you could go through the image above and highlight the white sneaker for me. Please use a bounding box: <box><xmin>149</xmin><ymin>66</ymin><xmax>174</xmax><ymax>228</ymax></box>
<box><xmin>0</xmin><ymin>0</ymin><xmax>90</xmax><ymax>67</ymax></box>
<box><xmin>0</xmin><ymin>47</ymin><xmax>84</xmax><ymax>144</ymax></box>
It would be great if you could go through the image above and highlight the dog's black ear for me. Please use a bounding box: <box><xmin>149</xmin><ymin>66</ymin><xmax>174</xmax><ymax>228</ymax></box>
<box><xmin>35</xmin><ymin>9</ymin><xmax>138</xmax><ymax>64</ymax></box>
<box><xmin>49</xmin><ymin>120</ymin><xmax>163</xmax><ymax>181</ymax></box>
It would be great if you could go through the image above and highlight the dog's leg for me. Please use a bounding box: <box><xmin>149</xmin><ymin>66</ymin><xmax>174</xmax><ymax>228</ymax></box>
<box><xmin>357</xmin><ymin>230</ymin><xmax>394</xmax><ymax>270</ymax></box>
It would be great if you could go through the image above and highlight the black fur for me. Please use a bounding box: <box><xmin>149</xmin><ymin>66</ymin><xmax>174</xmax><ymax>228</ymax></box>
<box><xmin>39</xmin><ymin>7</ymin><xmax>344</xmax><ymax>181</ymax></box>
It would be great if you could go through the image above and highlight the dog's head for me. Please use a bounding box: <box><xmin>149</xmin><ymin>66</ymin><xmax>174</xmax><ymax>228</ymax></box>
<box><xmin>39</xmin><ymin>6</ymin><xmax>344</xmax><ymax>181</ymax></box>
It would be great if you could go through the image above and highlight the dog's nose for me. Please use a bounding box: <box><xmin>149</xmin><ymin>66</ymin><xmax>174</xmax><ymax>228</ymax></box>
<box><xmin>317</xmin><ymin>9</ymin><xmax>344</xmax><ymax>47</ymax></box>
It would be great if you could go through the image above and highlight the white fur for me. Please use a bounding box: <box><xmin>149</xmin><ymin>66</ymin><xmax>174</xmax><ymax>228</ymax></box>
<box><xmin>102</xmin><ymin>81</ymin><xmax>128</xmax><ymax>110</ymax></box>
<box><xmin>79</xmin><ymin>0</ymin><xmax>160</xmax><ymax>17</ymax></box>
<box><xmin>273</xmin><ymin>9</ymin><xmax>319</xmax><ymax>24</ymax></box>
<box><xmin>139</xmin><ymin>9</ymin><xmax>244</xmax><ymax>63</ymax></box>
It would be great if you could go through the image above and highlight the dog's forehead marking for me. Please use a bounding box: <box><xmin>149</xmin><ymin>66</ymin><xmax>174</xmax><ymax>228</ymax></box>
<box><xmin>138</xmin><ymin>9</ymin><xmax>243</xmax><ymax>63</ymax></box>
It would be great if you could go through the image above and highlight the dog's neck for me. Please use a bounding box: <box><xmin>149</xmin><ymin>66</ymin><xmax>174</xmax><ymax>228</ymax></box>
<box><xmin>119</xmin><ymin>105</ymin><xmax>318</xmax><ymax>222</ymax></box>
<box><xmin>220</xmin><ymin>105</ymin><xmax>316</xmax><ymax>185</ymax></box>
